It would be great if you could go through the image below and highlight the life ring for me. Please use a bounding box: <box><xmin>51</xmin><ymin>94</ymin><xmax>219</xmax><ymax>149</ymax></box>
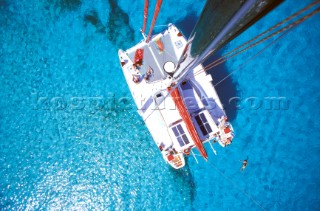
<box><xmin>183</xmin><ymin>148</ymin><xmax>191</xmax><ymax>155</ymax></box>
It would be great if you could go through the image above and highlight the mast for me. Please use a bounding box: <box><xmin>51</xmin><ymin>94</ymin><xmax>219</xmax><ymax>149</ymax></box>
<box><xmin>173</xmin><ymin>0</ymin><xmax>283</xmax><ymax>81</ymax></box>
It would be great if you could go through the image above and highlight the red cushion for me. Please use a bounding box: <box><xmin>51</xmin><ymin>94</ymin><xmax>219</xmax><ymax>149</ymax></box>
<box><xmin>134</xmin><ymin>49</ymin><xmax>144</xmax><ymax>65</ymax></box>
<box><xmin>224</xmin><ymin>127</ymin><xmax>231</xmax><ymax>133</ymax></box>
<box><xmin>167</xmin><ymin>154</ymin><xmax>174</xmax><ymax>161</ymax></box>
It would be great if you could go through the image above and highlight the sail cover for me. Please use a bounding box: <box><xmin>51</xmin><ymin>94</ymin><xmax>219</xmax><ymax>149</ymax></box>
<box><xmin>173</xmin><ymin>0</ymin><xmax>283</xmax><ymax>80</ymax></box>
<box><xmin>168</xmin><ymin>87</ymin><xmax>208</xmax><ymax>159</ymax></box>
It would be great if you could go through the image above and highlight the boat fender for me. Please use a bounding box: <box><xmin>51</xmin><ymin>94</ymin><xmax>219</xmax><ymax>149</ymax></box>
<box><xmin>183</xmin><ymin>148</ymin><xmax>191</xmax><ymax>155</ymax></box>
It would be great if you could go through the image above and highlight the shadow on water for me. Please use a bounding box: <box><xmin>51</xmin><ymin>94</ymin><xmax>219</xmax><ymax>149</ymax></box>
<box><xmin>83</xmin><ymin>0</ymin><xmax>134</xmax><ymax>47</ymax></box>
<box><xmin>46</xmin><ymin>0</ymin><xmax>81</xmax><ymax>11</ymax></box>
<box><xmin>0</xmin><ymin>0</ymin><xmax>7</xmax><ymax>7</ymax></box>
<box><xmin>84</xmin><ymin>10</ymin><xmax>106</xmax><ymax>33</ymax></box>
<box><xmin>107</xmin><ymin>0</ymin><xmax>134</xmax><ymax>47</ymax></box>
<box><xmin>169</xmin><ymin>158</ymin><xmax>196</xmax><ymax>203</ymax></box>
<box><xmin>175</xmin><ymin>12</ymin><xmax>198</xmax><ymax>38</ymax></box>
<box><xmin>204</xmin><ymin>53</ymin><xmax>238</xmax><ymax>121</ymax></box>
<box><xmin>59</xmin><ymin>0</ymin><xmax>81</xmax><ymax>10</ymax></box>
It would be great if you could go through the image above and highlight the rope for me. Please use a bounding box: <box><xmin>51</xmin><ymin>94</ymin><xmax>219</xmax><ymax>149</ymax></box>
<box><xmin>191</xmin><ymin>3</ymin><xmax>320</xmax><ymax>78</ymax></box>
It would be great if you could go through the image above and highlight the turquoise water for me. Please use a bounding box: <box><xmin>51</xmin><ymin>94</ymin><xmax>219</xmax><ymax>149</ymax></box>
<box><xmin>1</xmin><ymin>0</ymin><xmax>319</xmax><ymax>210</ymax></box>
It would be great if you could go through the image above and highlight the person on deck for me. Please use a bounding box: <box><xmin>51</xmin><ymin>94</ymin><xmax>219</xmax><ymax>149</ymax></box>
<box><xmin>132</xmin><ymin>74</ymin><xmax>140</xmax><ymax>83</ymax></box>
<box><xmin>144</xmin><ymin>67</ymin><xmax>152</xmax><ymax>81</ymax></box>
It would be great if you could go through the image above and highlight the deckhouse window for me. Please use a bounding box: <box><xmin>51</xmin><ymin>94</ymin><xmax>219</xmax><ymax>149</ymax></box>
<box><xmin>155</xmin><ymin>92</ymin><xmax>164</xmax><ymax>105</ymax></box>
<box><xmin>195</xmin><ymin>113</ymin><xmax>212</xmax><ymax>136</ymax></box>
<box><xmin>172</xmin><ymin>124</ymin><xmax>189</xmax><ymax>147</ymax></box>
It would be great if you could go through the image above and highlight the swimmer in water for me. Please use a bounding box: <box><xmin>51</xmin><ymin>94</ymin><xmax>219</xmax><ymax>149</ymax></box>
<box><xmin>241</xmin><ymin>157</ymin><xmax>248</xmax><ymax>172</ymax></box>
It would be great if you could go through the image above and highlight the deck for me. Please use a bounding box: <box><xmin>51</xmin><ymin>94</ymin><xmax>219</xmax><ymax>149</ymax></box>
<box><xmin>127</xmin><ymin>31</ymin><xmax>181</xmax><ymax>83</ymax></box>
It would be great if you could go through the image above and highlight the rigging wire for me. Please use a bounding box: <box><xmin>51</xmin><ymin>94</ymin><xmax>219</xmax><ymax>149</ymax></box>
<box><xmin>200</xmin><ymin>0</ymin><xmax>319</xmax><ymax>73</ymax></box>
<box><xmin>214</xmin><ymin>25</ymin><xmax>293</xmax><ymax>88</ymax></box>
<box><xmin>191</xmin><ymin>3</ymin><xmax>320</xmax><ymax>78</ymax></box>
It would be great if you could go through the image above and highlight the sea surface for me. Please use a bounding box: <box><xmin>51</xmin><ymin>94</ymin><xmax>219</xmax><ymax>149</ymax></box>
<box><xmin>1</xmin><ymin>0</ymin><xmax>319</xmax><ymax>210</ymax></box>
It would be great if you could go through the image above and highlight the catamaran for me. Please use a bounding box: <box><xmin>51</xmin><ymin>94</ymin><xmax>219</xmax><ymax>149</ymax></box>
<box><xmin>118</xmin><ymin>0</ymin><xmax>319</xmax><ymax>169</ymax></box>
<box><xmin>118</xmin><ymin>22</ymin><xmax>234</xmax><ymax>169</ymax></box>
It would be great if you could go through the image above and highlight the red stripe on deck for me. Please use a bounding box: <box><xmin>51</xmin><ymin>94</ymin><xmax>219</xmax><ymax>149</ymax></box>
<box><xmin>168</xmin><ymin>87</ymin><xmax>208</xmax><ymax>159</ymax></box>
